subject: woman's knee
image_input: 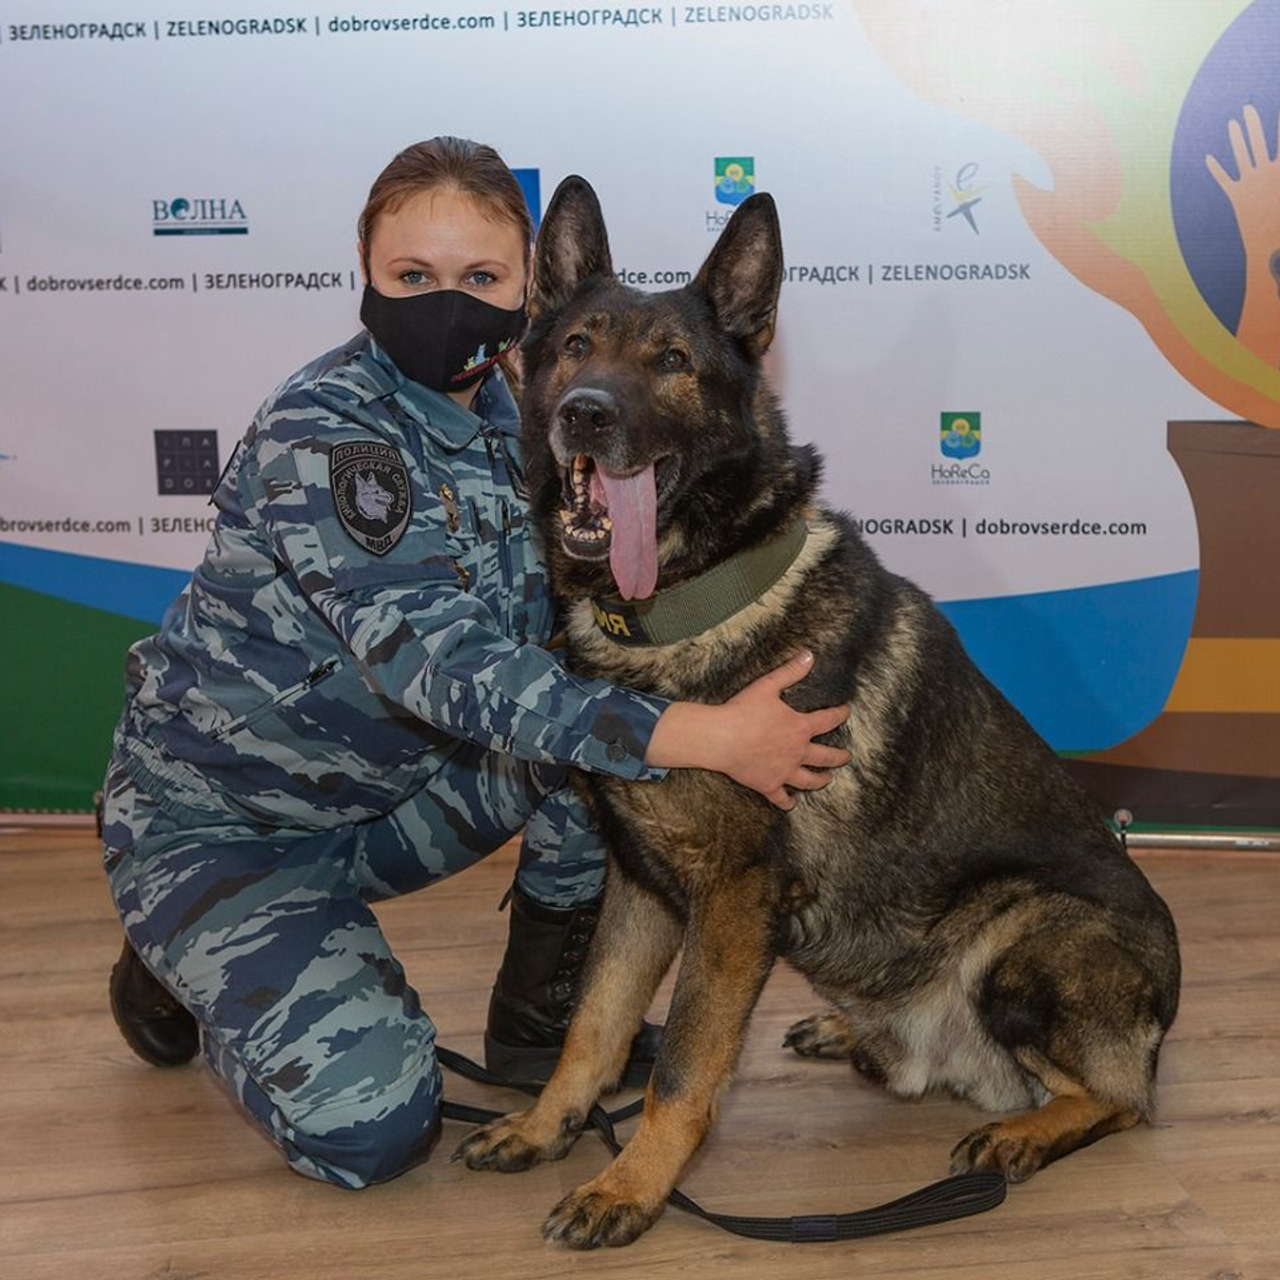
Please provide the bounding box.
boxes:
[286,1064,444,1189]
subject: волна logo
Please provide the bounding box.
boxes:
[940,411,982,458]
[152,197,249,237]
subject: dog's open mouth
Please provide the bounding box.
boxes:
[559,454,660,600]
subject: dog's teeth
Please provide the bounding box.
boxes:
[600,517,612,531]
[559,510,572,524]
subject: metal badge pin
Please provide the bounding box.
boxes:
[440,482,460,533]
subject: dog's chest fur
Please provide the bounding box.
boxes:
[560,512,921,948]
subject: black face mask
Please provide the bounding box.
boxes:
[360,285,527,393]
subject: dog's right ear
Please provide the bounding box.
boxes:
[530,176,614,320]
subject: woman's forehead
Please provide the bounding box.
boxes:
[370,187,526,264]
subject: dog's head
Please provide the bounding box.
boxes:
[521,175,797,601]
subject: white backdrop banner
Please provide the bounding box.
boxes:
[3,1,1277,810]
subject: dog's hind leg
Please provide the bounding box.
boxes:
[949,926,1173,1182]
[542,865,777,1249]
[948,1059,1142,1182]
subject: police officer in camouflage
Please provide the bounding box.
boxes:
[102,138,850,1190]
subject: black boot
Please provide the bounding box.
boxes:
[484,885,662,1089]
[109,937,200,1067]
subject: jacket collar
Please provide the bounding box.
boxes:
[362,332,518,452]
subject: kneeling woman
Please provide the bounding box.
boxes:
[101,136,850,1190]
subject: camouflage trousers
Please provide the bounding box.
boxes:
[100,740,608,1191]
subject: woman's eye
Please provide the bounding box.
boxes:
[400,270,430,287]
[564,333,589,358]
[466,270,497,287]
[659,348,690,372]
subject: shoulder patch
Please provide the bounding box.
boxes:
[330,440,412,556]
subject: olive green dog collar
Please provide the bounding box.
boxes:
[589,516,809,647]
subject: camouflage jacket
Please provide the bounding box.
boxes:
[116,332,669,829]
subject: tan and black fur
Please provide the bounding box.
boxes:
[455,177,1181,1248]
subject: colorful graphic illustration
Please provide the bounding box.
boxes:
[854,0,1280,821]
[1175,16,1280,371]
[940,412,982,458]
[714,157,755,206]
[852,0,1280,429]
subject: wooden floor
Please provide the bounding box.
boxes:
[2,827,1278,1280]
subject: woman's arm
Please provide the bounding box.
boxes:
[240,399,844,803]
[242,400,846,805]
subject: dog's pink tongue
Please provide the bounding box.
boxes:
[598,463,658,600]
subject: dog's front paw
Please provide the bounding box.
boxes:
[543,1179,663,1249]
[783,1010,858,1060]
[452,1109,582,1173]
[949,1122,1045,1183]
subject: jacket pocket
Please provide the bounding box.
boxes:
[209,658,340,742]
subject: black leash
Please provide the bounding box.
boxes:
[436,1045,1007,1244]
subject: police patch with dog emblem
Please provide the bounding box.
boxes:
[330,440,412,556]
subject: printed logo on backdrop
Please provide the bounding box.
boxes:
[512,169,542,232]
[715,157,755,205]
[933,411,990,485]
[330,440,412,556]
[933,163,990,234]
[155,430,220,496]
[707,157,755,232]
[152,197,249,237]
[940,412,981,457]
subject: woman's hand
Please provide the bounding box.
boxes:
[644,651,851,810]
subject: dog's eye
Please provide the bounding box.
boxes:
[564,333,590,358]
[658,347,690,372]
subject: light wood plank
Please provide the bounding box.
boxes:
[2,831,1277,1279]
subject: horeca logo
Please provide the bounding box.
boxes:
[940,411,982,458]
[511,168,542,232]
[152,197,249,236]
[714,157,755,207]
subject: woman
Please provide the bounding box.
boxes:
[101,137,850,1191]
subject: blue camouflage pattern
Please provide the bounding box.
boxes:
[117,332,668,830]
[102,334,671,1187]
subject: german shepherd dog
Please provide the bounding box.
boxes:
[455,177,1181,1249]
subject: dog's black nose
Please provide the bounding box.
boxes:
[558,389,618,432]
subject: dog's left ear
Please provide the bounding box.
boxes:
[530,175,615,321]
[692,193,783,357]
